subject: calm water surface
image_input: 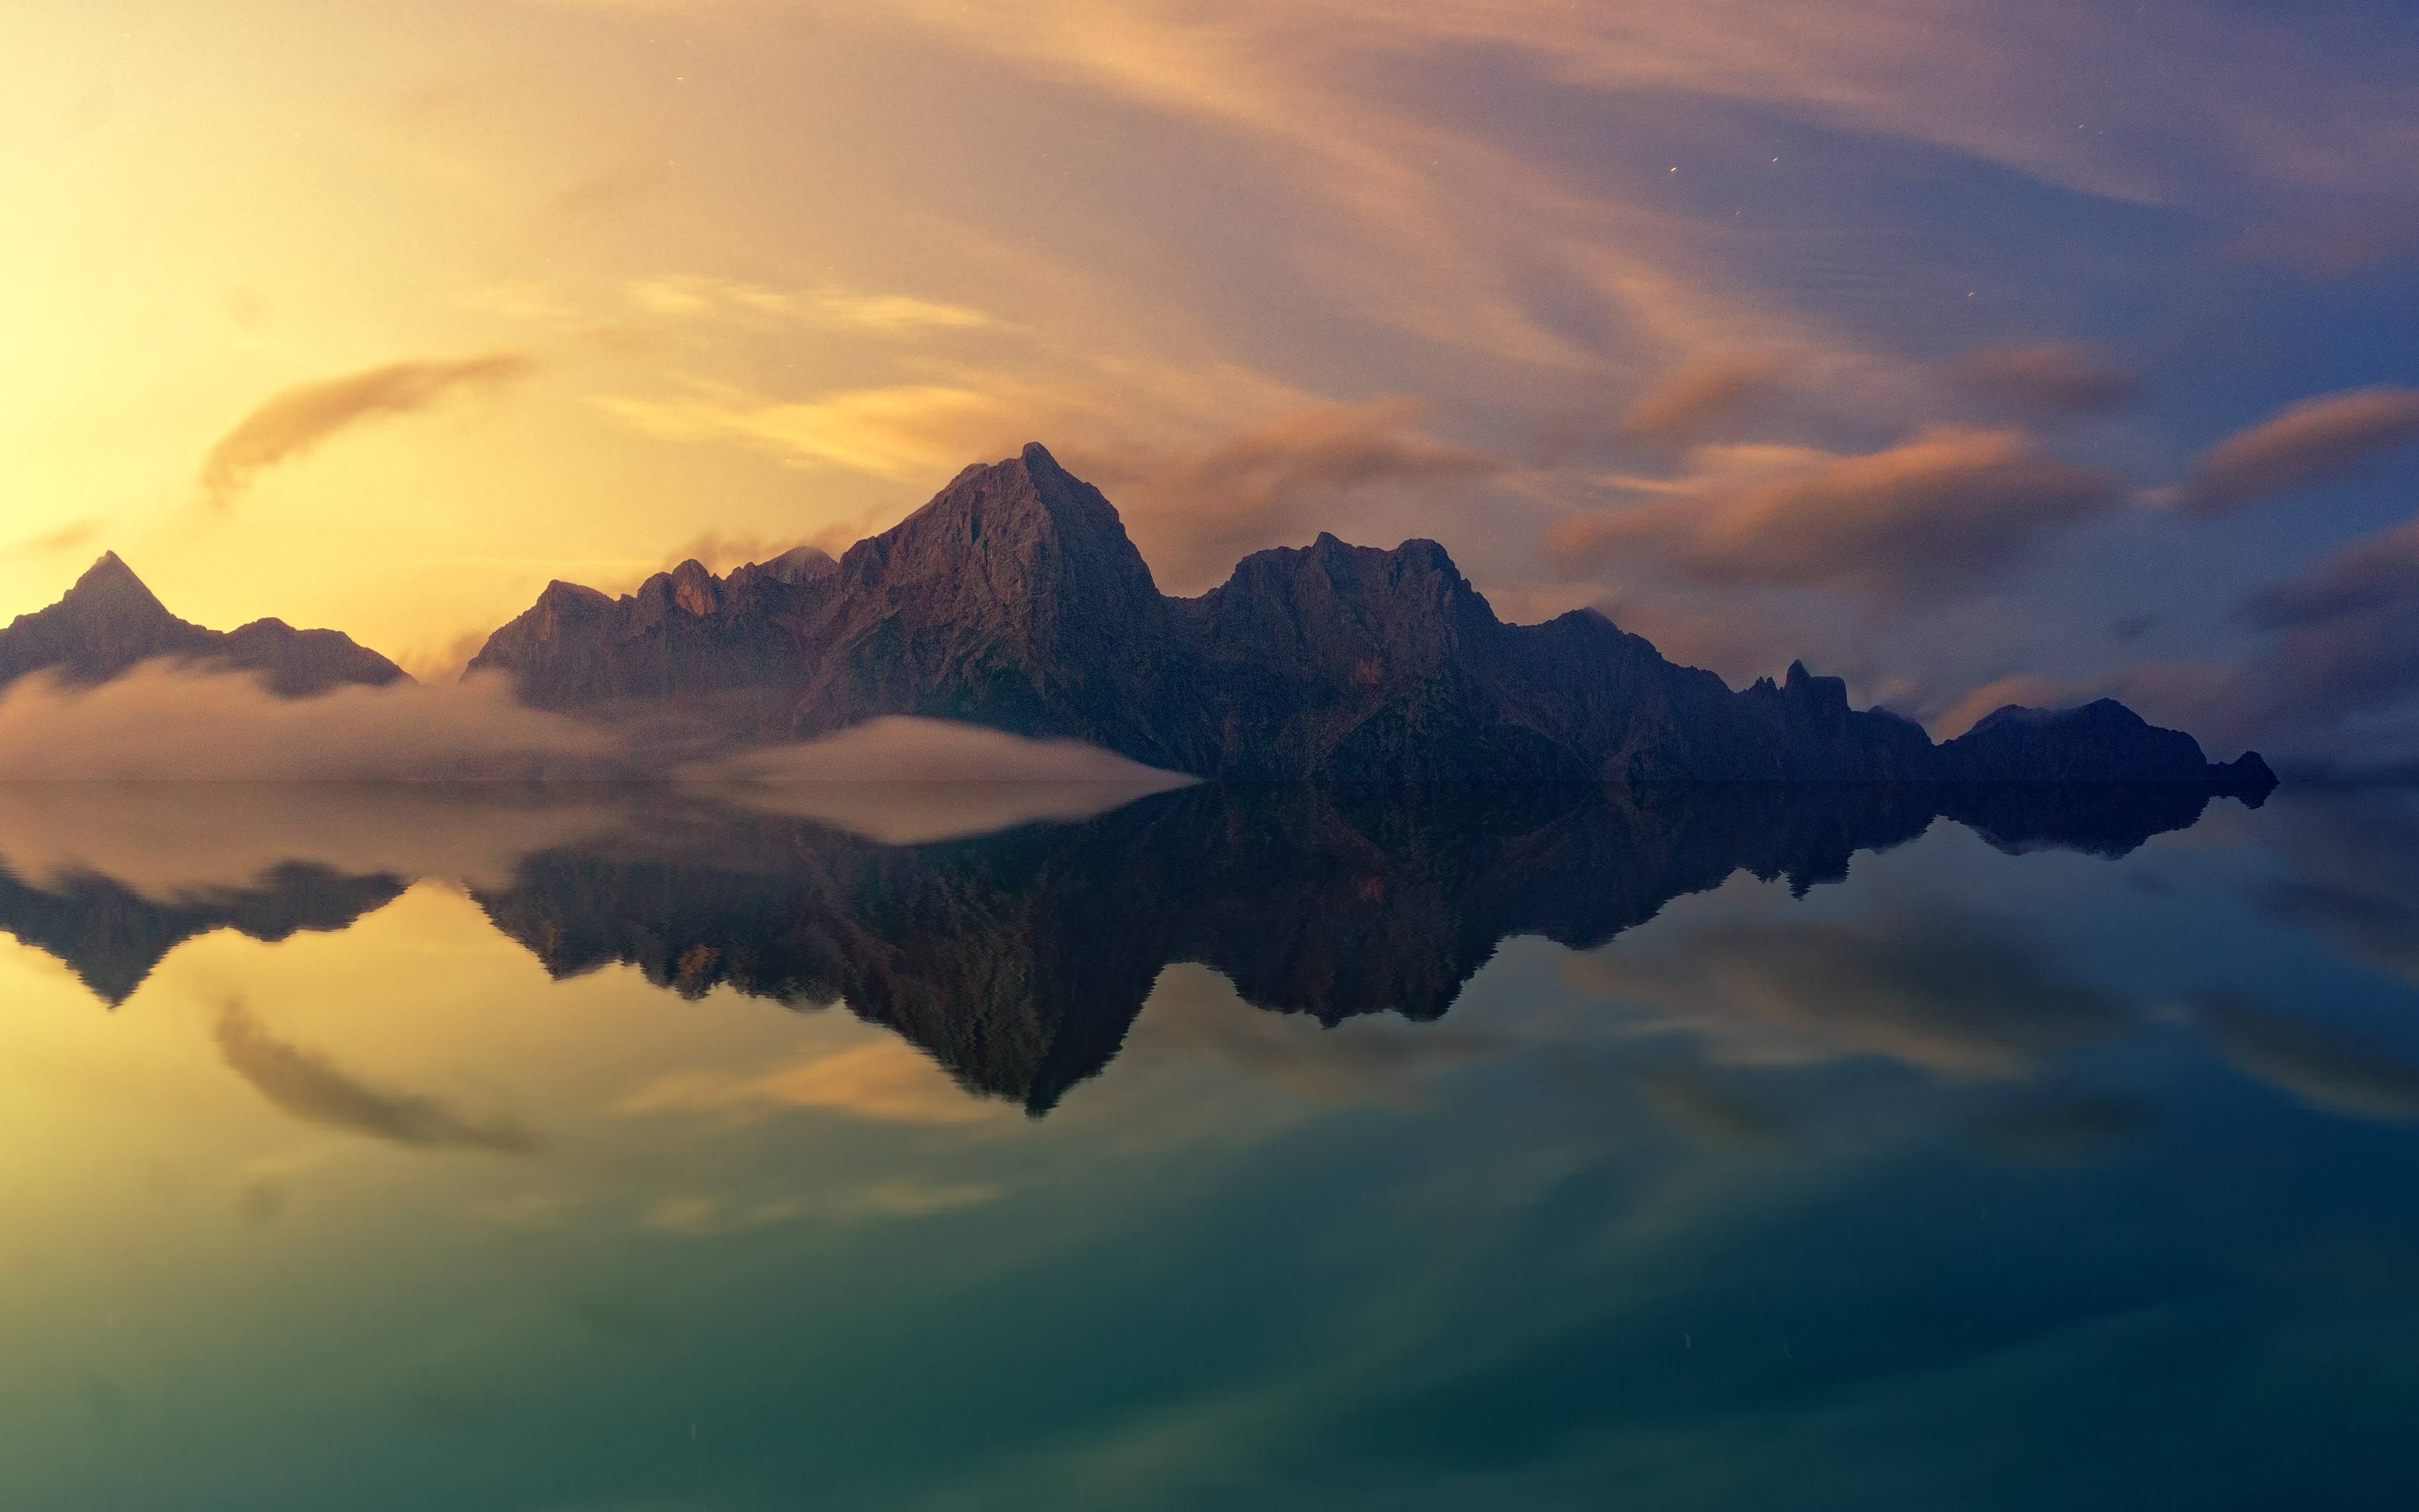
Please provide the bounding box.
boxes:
[3,781,2415,1510]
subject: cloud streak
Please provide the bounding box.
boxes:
[2171,386,2419,517]
[200,353,534,508]
[0,663,616,780]
[626,277,1000,332]
[2222,514,2419,765]
[1549,427,2119,601]
[2,520,102,560]
[1077,399,1501,590]
[2198,994,2419,1124]
[1570,908,2125,1078]
[687,715,1194,844]
[217,1001,538,1152]
[619,1037,1009,1125]
[602,359,1498,593]
[1614,356,1781,448]
[1914,512,2419,770]
[0,783,626,902]
[1955,342,2136,414]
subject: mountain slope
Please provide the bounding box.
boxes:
[0,554,407,697]
[471,445,2270,788]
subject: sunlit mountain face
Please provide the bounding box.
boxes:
[8,1,2419,1506]
[6,780,2419,1508]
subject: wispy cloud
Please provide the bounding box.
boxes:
[620,1036,1008,1124]
[1,520,102,560]
[1931,512,2419,769]
[625,276,1000,332]
[200,353,534,509]
[0,663,615,780]
[1954,342,2136,414]
[2245,514,2419,631]
[688,715,1193,844]
[1076,399,1501,590]
[217,1000,538,1153]
[1549,426,2119,601]
[0,782,624,901]
[1927,673,2108,741]
[2167,386,2419,516]
[600,382,1005,480]
[1569,908,2124,1078]
[1613,356,1782,448]
[598,358,1497,591]
[2226,514,2419,759]
[2198,994,2419,1124]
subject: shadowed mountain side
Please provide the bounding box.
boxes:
[0,553,405,697]
[471,445,2275,789]
[0,862,407,1004]
[468,780,2216,1114]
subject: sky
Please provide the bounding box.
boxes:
[4,0,2417,769]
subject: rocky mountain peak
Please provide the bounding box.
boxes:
[2,552,402,696]
[60,552,174,624]
[838,444,1163,613]
[756,544,839,586]
[668,559,720,616]
[460,443,2271,789]
[1781,659,1850,710]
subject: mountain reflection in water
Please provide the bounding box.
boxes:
[4,780,2418,1512]
[7,779,2246,1110]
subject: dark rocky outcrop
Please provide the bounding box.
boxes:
[471,445,2269,789]
[0,553,406,697]
[1942,699,2278,799]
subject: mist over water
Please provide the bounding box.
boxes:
[2,780,2415,1510]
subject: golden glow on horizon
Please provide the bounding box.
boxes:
[5,0,2413,714]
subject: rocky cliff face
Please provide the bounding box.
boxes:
[0,553,406,697]
[471,446,2271,788]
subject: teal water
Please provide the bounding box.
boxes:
[2,782,2414,1510]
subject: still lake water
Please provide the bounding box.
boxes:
[3,780,2415,1510]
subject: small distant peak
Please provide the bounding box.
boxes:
[1552,604,1619,632]
[757,543,839,585]
[77,550,143,588]
[1019,441,1061,472]
[64,551,170,617]
[2223,750,2280,805]
[1779,659,1849,712]
[538,579,614,610]
[1967,702,2040,731]
[1392,537,1461,573]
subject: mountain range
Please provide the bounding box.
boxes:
[2,444,2274,790]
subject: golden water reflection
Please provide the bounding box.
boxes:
[2,782,2415,1510]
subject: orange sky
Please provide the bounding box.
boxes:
[8,0,2418,756]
